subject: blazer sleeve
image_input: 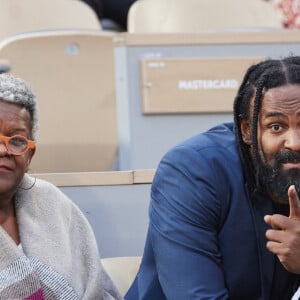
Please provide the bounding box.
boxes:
[149,144,230,299]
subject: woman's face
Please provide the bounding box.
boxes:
[0,101,35,201]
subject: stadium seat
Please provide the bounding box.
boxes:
[0,30,118,173]
[127,0,282,33]
[101,256,141,297]
[0,0,101,41]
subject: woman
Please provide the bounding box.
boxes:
[0,73,122,299]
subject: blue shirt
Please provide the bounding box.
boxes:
[126,122,299,299]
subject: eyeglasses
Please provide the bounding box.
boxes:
[0,135,35,156]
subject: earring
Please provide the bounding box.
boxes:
[18,176,36,190]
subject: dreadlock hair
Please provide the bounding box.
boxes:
[233,56,300,197]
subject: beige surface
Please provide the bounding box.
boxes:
[33,171,134,187]
[133,169,155,183]
[127,0,282,33]
[141,57,265,114]
[33,169,156,187]
[0,0,101,41]
[101,256,141,297]
[0,30,118,173]
[115,30,300,46]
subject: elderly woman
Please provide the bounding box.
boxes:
[0,74,122,299]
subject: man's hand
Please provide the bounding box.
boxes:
[264,185,300,274]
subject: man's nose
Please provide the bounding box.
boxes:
[285,130,300,151]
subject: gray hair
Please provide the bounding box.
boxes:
[0,73,39,140]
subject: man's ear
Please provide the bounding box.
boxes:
[240,117,252,145]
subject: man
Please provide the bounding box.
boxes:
[125,56,300,299]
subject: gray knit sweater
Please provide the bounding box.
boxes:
[0,174,123,300]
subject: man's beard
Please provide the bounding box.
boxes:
[258,150,300,203]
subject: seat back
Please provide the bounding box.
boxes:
[101,256,142,296]
[35,169,155,258]
[0,30,118,173]
[128,0,282,33]
[0,0,101,41]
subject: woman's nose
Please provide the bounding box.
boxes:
[0,142,8,156]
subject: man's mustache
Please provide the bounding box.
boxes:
[275,151,300,164]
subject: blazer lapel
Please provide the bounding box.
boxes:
[252,194,274,300]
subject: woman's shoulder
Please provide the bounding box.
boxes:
[18,174,75,211]
[25,174,66,196]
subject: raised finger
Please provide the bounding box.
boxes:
[288,185,300,220]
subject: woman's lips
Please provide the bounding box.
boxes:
[0,164,13,172]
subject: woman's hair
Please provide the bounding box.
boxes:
[233,56,300,195]
[0,73,39,140]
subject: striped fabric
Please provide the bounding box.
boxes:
[25,289,44,300]
[0,255,78,299]
[0,256,40,299]
[30,257,78,299]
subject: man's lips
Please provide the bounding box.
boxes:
[282,162,300,170]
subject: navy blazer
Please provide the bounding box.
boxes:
[125,123,299,299]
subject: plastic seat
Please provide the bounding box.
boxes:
[127,0,282,33]
[101,256,141,297]
[0,30,118,173]
[0,0,101,41]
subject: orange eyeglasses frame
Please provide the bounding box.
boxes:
[0,135,36,156]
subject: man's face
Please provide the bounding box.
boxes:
[241,84,300,203]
